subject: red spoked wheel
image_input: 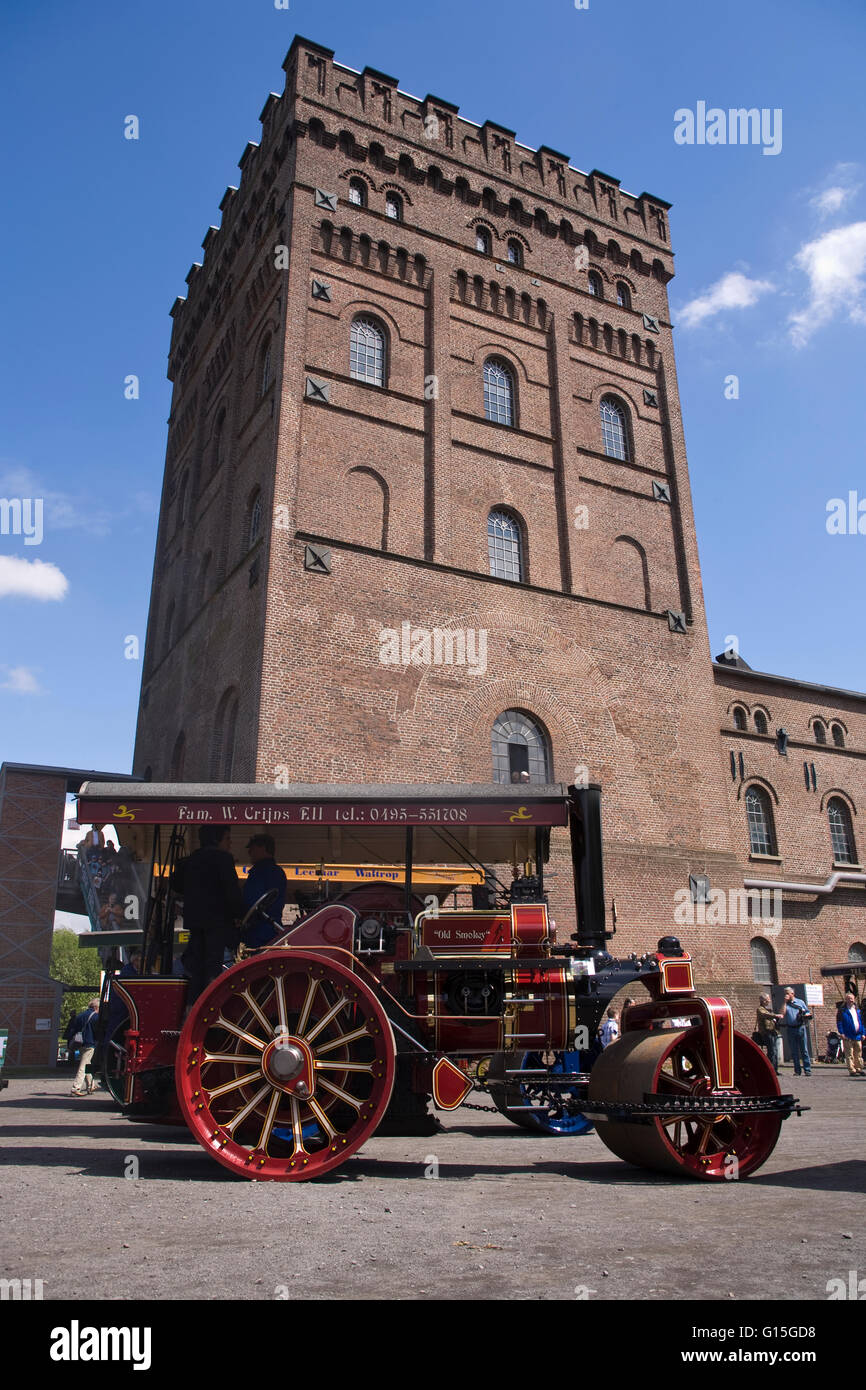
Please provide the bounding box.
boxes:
[588,1026,782,1180]
[176,951,396,1181]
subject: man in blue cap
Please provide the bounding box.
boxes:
[241,834,288,947]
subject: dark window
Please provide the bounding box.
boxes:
[348,178,366,207]
[476,226,492,255]
[170,731,186,781]
[491,709,550,784]
[588,270,604,298]
[754,711,768,735]
[385,193,402,221]
[248,490,263,548]
[600,395,629,461]
[483,358,515,427]
[848,942,866,963]
[750,936,777,984]
[488,509,523,582]
[813,720,827,744]
[831,723,845,748]
[745,785,777,856]
[260,339,273,397]
[616,281,632,309]
[829,798,857,864]
[350,316,387,387]
[507,239,523,267]
[733,706,748,731]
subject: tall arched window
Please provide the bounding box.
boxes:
[164,599,175,657]
[488,509,523,582]
[177,471,189,526]
[259,338,273,397]
[170,731,186,781]
[483,358,515,426]
[385,192,402,221]
[750,936,777,984]
[831,723,846,748]
[745,785,777,856]
[754,710,768,735]
[211,410,226,476]
[248,489,263,547]
[475,226,492,255]
[492,709,551,784]
[588,270,604,298]
[813,720,827,744]
[829,798,857,864]
[848,942,866,963]
[348,178,366,207]
[350,316,387,386]
[600,395,629,461]
[507,239,523,267]
[616,281,632,309]
[212,688,239,780]
[733,706,748,731]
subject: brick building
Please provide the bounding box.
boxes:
[132,35,865,1036]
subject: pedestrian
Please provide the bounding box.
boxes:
[71,998,101,1095]
[241,834,288,947]
[754,992,781,1074]
[836,992,865,1077]
[176,826,245,1003]
[600,1010,619,1048]
[781,986,813,1077]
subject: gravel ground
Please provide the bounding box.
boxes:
[1,1065,863,1302]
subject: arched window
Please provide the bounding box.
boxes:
[177,471,189,526]
[164,600,175,656]
[211,410,226,475]
[829,798,857,864]
[507,239,523,267]
[754,710,768,735]
[616,281,632,309]
[475,226,492,255]
[745,785,777,856]
[813,720,827,744]
[750,936,777,984]
[488,509,523,582]
[848,942,866,963]
[169,731,186,781]
[212,688,239,780]
[259,338,273,397]
[483,358,515,426]
[248,489,263,548]
[199,551,212,608]
[350,316,387,387]
[733,706,748,731]
[492,709,551,784]
[831,723,846,748]
[385,192,402,221]
[600,395,629,461]
[348,178,366,207]
[588,270,604,298]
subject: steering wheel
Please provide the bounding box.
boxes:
[240,888,280,929]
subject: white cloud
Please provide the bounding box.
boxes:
[0,665,44,694]
[678,271,775,328]
[810,186,857,217]
[0,465,113,536]
[0,554,69,600]
[789,221,866,347]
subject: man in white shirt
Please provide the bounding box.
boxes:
[600,1010,620,1048]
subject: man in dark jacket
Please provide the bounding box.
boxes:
[177,826,245,1002]
[71,998,101,1095]
[241,834,288,947]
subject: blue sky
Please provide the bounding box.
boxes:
[2,0,865,773]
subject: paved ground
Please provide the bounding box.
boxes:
[1,1065,863,1302]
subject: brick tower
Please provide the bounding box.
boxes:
[133,36,765,1000]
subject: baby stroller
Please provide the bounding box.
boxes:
[825,1031,843,1064]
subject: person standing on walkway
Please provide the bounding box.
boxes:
[781,986,813,1077]
[71,998,101,1095]
[755,993,782,1074]
[837,992,865,1076]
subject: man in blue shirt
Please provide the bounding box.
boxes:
[71,997,101,1095]
[782,987,813,1077]
[837,992,865,1076]
[241,835,287,947]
